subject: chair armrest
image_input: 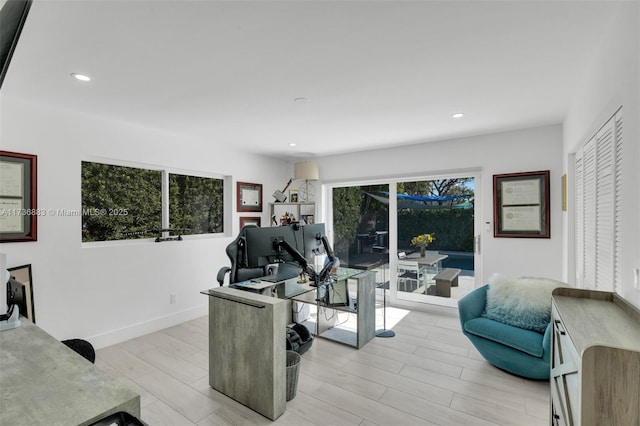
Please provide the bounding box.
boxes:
[217,266,231,286]
[457,284,488,325]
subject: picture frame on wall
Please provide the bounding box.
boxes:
[493,170,550,238]
[7,264,35,323]
[561,173,567,212]
[240,216,261,229]
[0,151,38,242]
[237,182,263,212]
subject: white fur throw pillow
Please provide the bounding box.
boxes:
[483,273,566,333]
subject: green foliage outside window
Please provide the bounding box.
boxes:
[82,162,225,242]
[332,179,474,258]
[398,209,474,252]
[332,186,363,257]
[169,173,223,234]
[82,162,162,242]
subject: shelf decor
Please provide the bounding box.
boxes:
[493,170,550,238]
[237,182,262,212]
[0,151,37,242]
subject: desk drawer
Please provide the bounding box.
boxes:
[550,303,580,426]
[552,305,579,369]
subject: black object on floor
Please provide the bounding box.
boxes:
[286,323,313,354]
[61,338,96,364]
[89,411,147,426]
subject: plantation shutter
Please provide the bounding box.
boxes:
[613,110,623,293]
[574,107,622,292]
[582,136,597,288]
[574,148,584,288]
[595,119,614,290]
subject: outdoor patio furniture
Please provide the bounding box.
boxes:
[397,260,426,292]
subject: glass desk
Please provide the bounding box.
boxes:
[199,268,376,420]
[290,267,376,349]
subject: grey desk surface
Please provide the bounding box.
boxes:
[0,321,140,426]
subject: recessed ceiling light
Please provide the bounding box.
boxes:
[71,73,92,82]
[452,113,464,118]
[289,143,297,147]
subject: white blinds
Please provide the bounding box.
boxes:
[574,108,623,292]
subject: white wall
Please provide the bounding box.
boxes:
[314,124,564,284]
[0,96,290,347]
[563,2,640,309]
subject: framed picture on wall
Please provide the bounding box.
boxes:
[0,151,38,242]
[493,170,550,238]
[7,264,35,323]
[289,189,299,203]
[237,182,263,212]
[240,216,261,228]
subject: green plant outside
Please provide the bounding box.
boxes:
[169,173,224,234]
[81,162,162,242]
[82,163,224,242]
[332,186,363,256]
[398,209,474,253]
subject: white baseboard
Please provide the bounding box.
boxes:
[88,304,208,349]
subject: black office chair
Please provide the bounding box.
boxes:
[217,225,265,286]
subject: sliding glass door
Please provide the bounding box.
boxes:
[326,172,480,310]
[394,177,476,308]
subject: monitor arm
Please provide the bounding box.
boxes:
[272,238,316,279]
[319,235,335,261]
[273,234,338,286]
[313,235,337,285]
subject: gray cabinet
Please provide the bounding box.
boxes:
[204,287,287,420]
[550,288,640,426]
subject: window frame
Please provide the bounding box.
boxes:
[81,158,228,245]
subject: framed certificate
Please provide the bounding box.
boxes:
[0,151,37,242]
[493,170,550,238]
[239,216,261,229]
[236,182,263,212]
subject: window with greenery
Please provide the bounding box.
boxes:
[169,173,223,234]
[82,162,224,242]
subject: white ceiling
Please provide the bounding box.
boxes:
[2,0,616,159]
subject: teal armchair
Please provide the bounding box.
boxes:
[458,284,551,380]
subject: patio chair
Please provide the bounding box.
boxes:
[397,260,426,292]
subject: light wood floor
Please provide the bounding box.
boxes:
[96,308,550,426]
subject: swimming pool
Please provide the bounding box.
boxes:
[441,251,474,275]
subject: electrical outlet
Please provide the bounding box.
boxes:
[170,293,177,304]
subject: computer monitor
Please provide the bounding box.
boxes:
[244,225,303,269]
